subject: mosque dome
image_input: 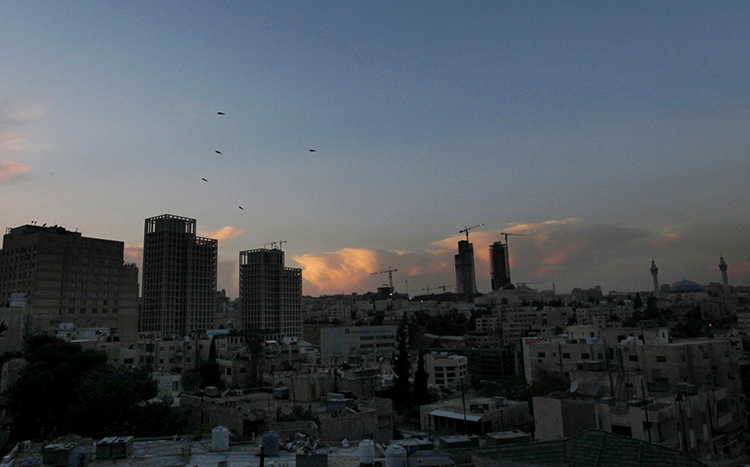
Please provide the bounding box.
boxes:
[670,279,703,293]
[503,283,516,290]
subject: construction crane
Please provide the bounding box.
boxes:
[422,286,433,294]
[459,223,485,242]
[263,240,288,250]
[438,283,455,293]
[370,267,398,291]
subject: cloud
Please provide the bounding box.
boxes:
[291,219,673,296]
[199,226,245,243]
[0,161,32,182]
[0,102,48,158]
[124,245,143,263]
[292,248,381,295]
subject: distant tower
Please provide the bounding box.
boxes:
[490,241,510,291]
[719,256,730,294]
[455,240,476,299]
[650,260,659,293]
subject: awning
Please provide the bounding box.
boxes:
[429,409,482,422]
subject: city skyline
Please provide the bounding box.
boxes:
[2,2,750,296]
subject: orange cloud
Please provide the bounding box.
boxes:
[199,226,245,242]
[0,161,32,182]
[292,248,381,294]
[124,244,143,262]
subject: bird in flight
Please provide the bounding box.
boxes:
[217,112,225,115]
[215,150,222,154]
[202,178,208,182]
[238,206,244,210]
[309,149,316,152]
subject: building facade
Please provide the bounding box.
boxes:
[239,248,302,341]
[141,214,218,337]
[489,241,510,291]
[0,224,139,343]
[454,240,476,298]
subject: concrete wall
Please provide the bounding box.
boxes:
[532,397,564,441]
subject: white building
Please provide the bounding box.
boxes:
[425,352,468,389]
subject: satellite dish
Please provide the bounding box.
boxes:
[591,383,600,396]
[570,380,579,393]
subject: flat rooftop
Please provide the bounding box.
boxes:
[11,438,365,467]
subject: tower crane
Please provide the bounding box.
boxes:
[438,283,455,293]
[370,267,398,292]
[459,223,485,242]
[263,240,288,250]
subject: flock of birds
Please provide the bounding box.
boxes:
[204,111,316,211]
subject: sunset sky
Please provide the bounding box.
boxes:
[2,2,750,297]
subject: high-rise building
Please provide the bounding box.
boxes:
[0,224,139,343]
[489,241,510,291]
[239,247,302,341]
[454,240,476,298]
[141,214,217,337]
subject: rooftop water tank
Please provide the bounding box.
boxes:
[262,432,280,457]
[385,445,407,467]
[359,439,375,465]
[212,426,229,452]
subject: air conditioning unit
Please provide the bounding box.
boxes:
[373,458,386,467]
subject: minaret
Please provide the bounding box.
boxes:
[719,256,730,294]
[650,260,659,293]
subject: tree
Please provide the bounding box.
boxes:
[392,312,412,413]
[633,292,643,310]
[413,349,429,407]
[7,338,178,439]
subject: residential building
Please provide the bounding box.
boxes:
[0,224,139,343]
[420,396,532,436]
[141,214,218,337]
[320,325,397,364]
[239,247,302,341]
[425,352,468,389]
[534,387,745,463]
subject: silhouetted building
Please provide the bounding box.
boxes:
[0,224,139,343]
[141,214,217,337]
[455,240,476,298]
[239,247,301,341]
[490,241,510,291]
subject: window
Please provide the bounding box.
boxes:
[538,352,546,358]
[563,353,571,359]
[656,356,666,363]
[629,355,638,361]
[582,353,590,359]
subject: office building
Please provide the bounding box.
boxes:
[141,214,218,337]
[489,241,510,291]
[0,224,139,343]
[454,240,476,298]
[239,247,301,341]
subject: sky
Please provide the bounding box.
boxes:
[2,2,750,297]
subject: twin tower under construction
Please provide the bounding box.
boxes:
[454,236,513,299]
